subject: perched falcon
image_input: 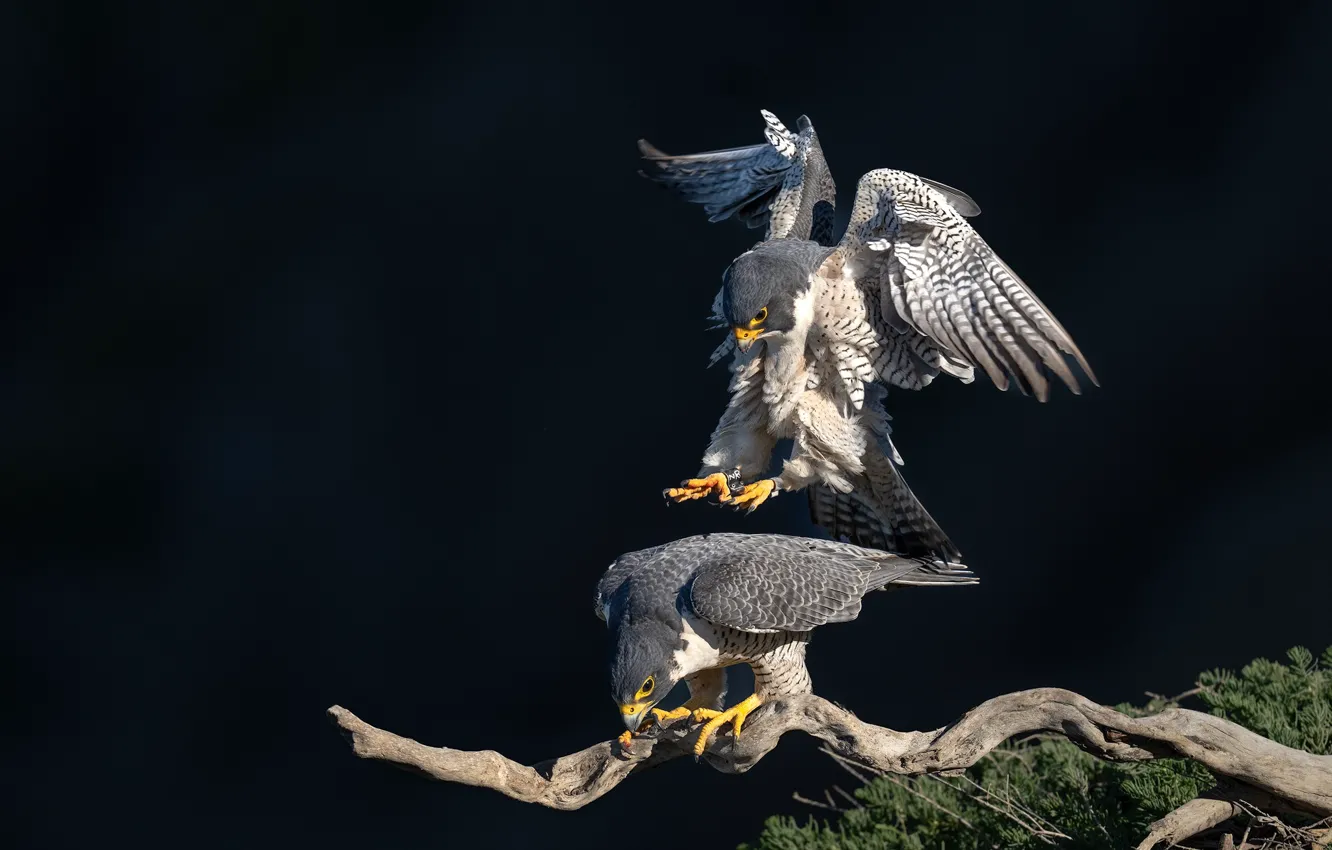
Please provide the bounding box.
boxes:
[640,110,1097,562]
[596,532,977,756]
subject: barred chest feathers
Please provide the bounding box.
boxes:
[806,269,894,414]
[761,282,819,431]
[759,270,886,430]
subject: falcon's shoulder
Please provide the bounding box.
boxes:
[595,535,715,622]
[594,544,663,622]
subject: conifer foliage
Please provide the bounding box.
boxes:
[743,647,1332,850]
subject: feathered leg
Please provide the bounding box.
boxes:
[665,355,776,506]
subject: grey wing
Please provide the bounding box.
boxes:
[822,169,1097,402]
[594,560,630,623]
[639,110,837,245]
[784,114,838,247]
[593,541,675,622]
[685,535,960,633]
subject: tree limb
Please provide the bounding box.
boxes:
[1136,797,1241,850]
[327,687,1332,823]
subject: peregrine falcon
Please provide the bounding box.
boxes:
[596,532,977,756]
[640,110,1097,562]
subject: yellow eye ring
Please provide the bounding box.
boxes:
[749,307,768,328]
[637,677,655,699]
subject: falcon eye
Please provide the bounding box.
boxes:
[752,307,768,324]
[638,677,655,697]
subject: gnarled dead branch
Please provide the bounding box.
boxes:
[327,687,1332,843]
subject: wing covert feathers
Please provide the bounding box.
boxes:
[685,535,974,633]
[825,169,1097,401]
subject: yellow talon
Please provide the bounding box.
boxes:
[620,706,693,748]
[693,694,763,757]
[664,472,732,503]
[729,479,776,512]
[690,707,724,723]
[648,706,692,725]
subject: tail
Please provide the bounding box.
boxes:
[808,449,963,564]
[875,557,978,588]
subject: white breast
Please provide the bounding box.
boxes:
[671,611,724,679]
[762,284,819,431]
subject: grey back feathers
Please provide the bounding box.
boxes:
[595,533,977,636]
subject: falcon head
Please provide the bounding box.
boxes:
[608,617,682,731]
[721,241,821,351]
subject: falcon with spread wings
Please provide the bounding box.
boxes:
[640,110,1097,563]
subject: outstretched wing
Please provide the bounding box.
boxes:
[686,534,975,633]
[638,110,838,245]
[820,169,1097,401]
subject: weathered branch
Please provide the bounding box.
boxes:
[1136,797,1241,850]
[328,687,1332,827]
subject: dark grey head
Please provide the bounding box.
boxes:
[608,616,681,731]
[721,240,828,351]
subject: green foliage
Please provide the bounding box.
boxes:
[741,646,1332,850]
[1196,645,1332,755]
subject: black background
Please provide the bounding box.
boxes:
[9,1,1332,847]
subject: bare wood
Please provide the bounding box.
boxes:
[327,687,1332,826]
[1136,798,1240,850]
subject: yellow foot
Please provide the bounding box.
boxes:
[620,706,693,749]
[647,706,692,726]
[663,472,731,503]
[693,694,763,757]
[728,479,776,512]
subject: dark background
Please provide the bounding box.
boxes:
[8,1,1331,847]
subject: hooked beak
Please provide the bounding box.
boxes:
[733,326,762,351]
[619,701,651,731]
